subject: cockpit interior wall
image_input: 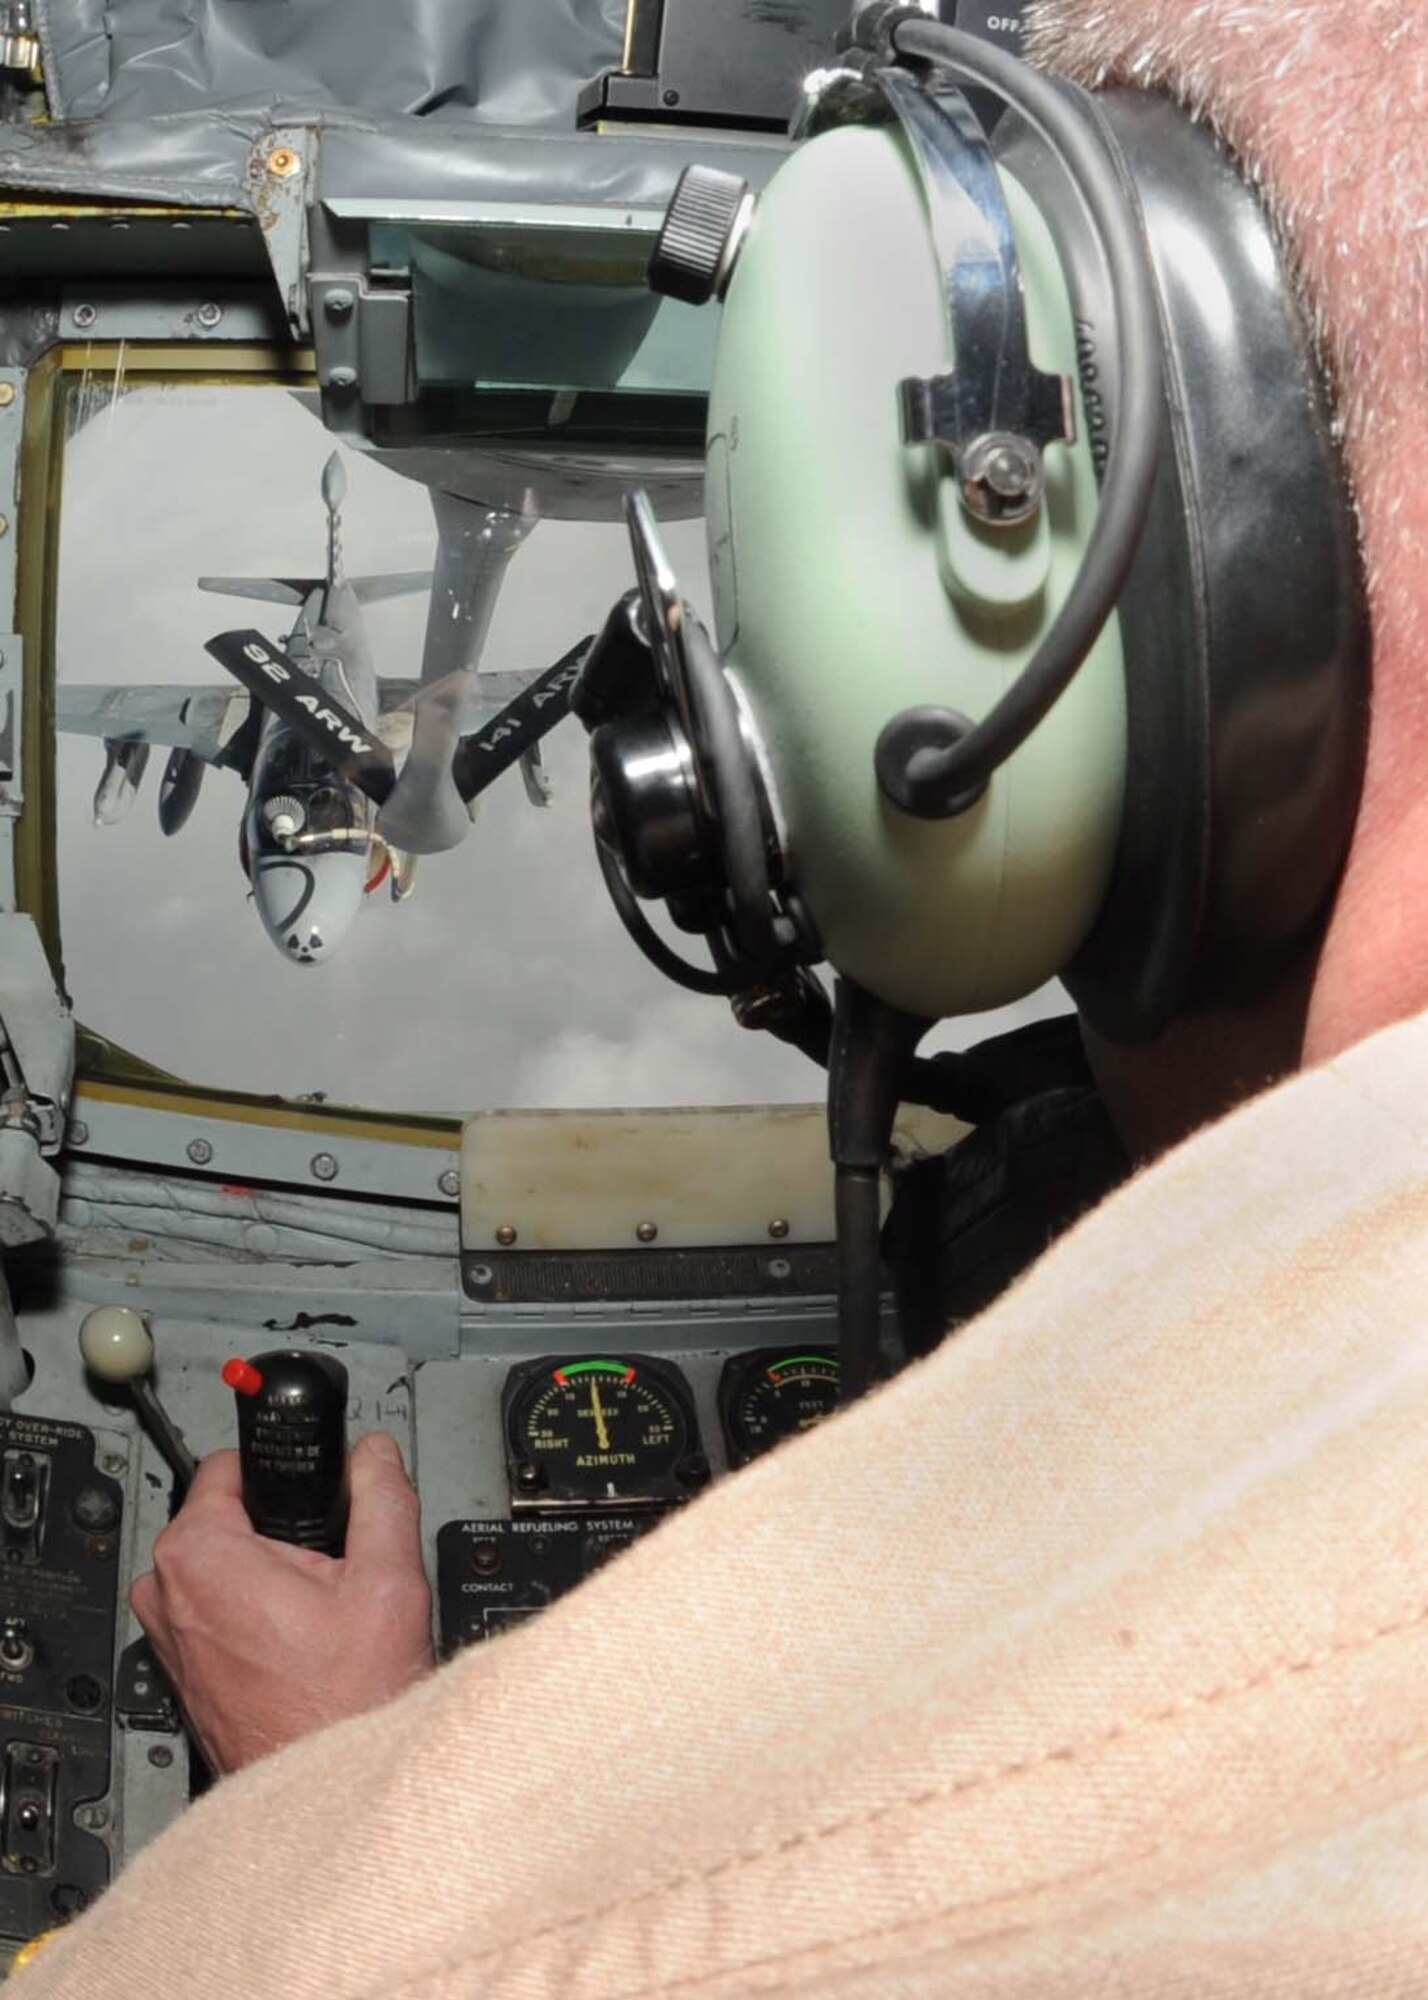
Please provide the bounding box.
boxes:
[31,0,626,124]
[2,0,781,218]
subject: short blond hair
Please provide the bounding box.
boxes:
[1027,0,1427,637]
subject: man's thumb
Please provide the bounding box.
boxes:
[344,1431,422,1570]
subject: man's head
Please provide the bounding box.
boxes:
[1028,0,1428,1146]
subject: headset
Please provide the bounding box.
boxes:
[568,6,1368,1397]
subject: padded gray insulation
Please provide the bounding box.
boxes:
[34,0,625,126]
[0,0,790,212]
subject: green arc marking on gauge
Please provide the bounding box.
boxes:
[554,1360,636,1379]
[767,1355,839,1379]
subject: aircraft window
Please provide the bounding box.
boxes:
[389,220,721,399]
[51,374,815,1114]
[53,371,1066,1119]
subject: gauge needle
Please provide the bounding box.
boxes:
[589,1380,612,1452]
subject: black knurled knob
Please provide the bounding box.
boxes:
[648,165,752,305]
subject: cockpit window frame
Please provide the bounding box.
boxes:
[21,341,462,1177]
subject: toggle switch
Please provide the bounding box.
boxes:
[78,1308,196,1496]
[1,1743,58,1876]
[0,1450,49,1564]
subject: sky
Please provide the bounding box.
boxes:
[54,378,1064,1119]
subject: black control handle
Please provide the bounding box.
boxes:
[223,1349,350,1556]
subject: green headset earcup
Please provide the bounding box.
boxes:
[707,116,1128,1021]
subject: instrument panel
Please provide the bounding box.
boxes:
[719,1348,839,1466]
[502,1355,709,1510]
[435,1345,840,1656]
[0,1415,123,1934]
[0,1311,850,1959]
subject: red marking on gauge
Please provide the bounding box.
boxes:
[553,1369,569,1387]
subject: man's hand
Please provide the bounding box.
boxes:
[131,1432,435,1775]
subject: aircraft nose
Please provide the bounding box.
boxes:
[251,856,365,967]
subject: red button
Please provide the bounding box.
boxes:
[221,1358,265,1397]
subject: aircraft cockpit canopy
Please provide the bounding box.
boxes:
[250,760,368,861]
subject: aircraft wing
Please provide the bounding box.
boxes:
[196,577,315,606]
[198,574,432,610]
[352,571,434,605]
[55,684,251,764]
[377,669,541,724]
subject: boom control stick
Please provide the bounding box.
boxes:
[78,1306,199,1497]
[222,1350,350,1556]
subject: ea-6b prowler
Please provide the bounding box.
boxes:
[58,453,588,966]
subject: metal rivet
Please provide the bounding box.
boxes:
[147,1745,174,1769]
[186,1137,213,1166]
[438,1168,460,1199]
[195,301,223,329]
[468,1262,493,1287]
[68,1120,89,1148]
[71,302,97,330]
[74,1803,107,1831]
[326,365,358,391]
[310,1152,339,1183]
[0,384,14,408]
[768,1218,790,1240]
[663,88,680,106]
[635,1220,658,1244]
[324,289,355,319]
[494,1223,517,1248]
[768,1257,793,1281]
[266,146,301,179]
[99,1454,127,1477]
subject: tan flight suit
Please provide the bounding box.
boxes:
[19,1007,1428,1997]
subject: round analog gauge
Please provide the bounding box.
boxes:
[505,1356,705,1508]
[721,1349,840,1465]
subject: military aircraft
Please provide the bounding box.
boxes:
[58,452,586,966]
